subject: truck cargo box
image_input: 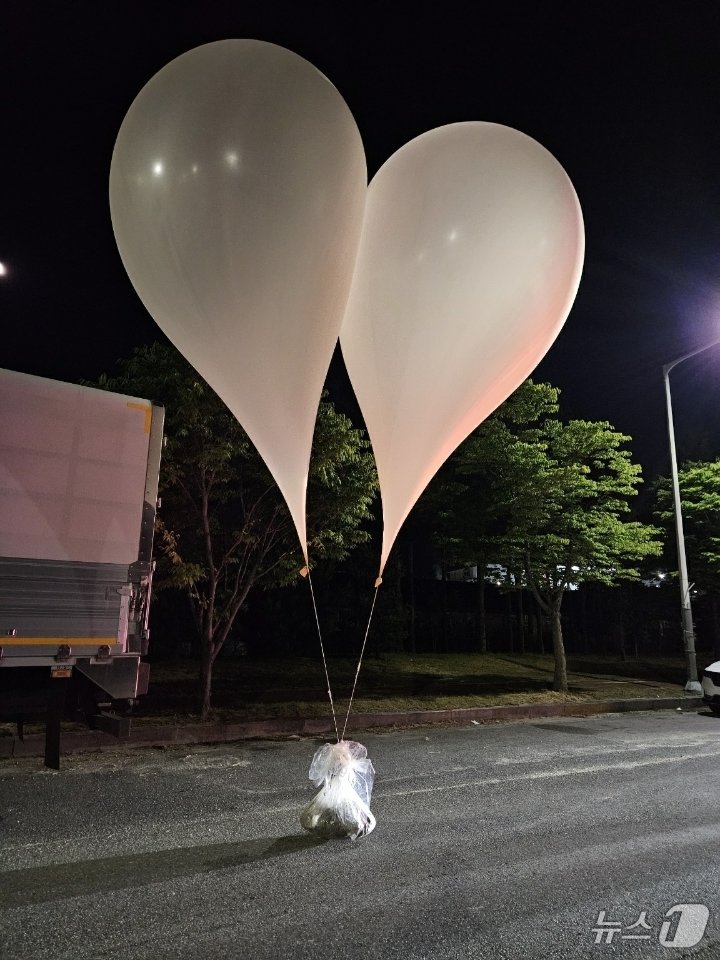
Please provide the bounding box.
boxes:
[0,368,164,756]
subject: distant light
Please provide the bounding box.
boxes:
[0,262,6,277]
[152,161,164,176]
[226,151,239,168]
[191,163,199,174]
[447,229,458,243]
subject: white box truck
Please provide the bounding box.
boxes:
[0,368,164,765]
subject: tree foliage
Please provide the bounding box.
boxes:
[655,459,720,588]
[423,381,560,571]
[655,460,720,656]
[419,380,662,689]
[94,342,377,716]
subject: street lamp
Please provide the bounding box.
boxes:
[663,339,720,693]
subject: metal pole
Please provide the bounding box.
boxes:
[661,341,720,693]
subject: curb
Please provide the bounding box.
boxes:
[0,696,705,759]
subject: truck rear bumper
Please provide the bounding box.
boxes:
[0,655,149,713]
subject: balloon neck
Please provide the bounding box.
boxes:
[299,565,310,578]
[374,576,383,589]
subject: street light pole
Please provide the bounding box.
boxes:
[662,339,720,694]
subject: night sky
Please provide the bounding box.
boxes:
[2,1,720,485]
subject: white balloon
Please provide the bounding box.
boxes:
[110,40,367,562]
[340,122,584,575]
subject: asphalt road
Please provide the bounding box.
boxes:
[1,709,719,960]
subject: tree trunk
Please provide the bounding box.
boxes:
[551,597,568,692]
[529,603,537,643]
[408,541,416,654]
[507,591,514,654]
[537,608,545,655]
[713,596,720,660]
[619,618,627,661]
[477,567,487,653]
[517,587,525,654]
[440,563,448,653]
[199,636,214,720]
[188,594,202,658]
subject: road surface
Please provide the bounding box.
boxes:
[1,709,719,959]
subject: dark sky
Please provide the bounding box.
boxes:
[2,1,720,482]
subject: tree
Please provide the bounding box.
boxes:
[655,459,720,656]
[503,418,662,690]
[94,343,377,717]
[419,381,662,690]
[418,380,560,652]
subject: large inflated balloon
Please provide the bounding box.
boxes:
[340,122,584,575]
[110,40,366,561]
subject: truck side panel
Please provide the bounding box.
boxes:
[0,369,153,565]
[0,369,164,718]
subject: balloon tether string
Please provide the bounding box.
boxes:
[306,568,339,742]
[341,580,381,742]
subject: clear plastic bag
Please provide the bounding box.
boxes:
[300,740,376,840]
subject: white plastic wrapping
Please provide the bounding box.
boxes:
[300,740,376,840]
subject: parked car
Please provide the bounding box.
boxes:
[701,661,720,714]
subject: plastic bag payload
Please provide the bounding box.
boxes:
[300,740,376,840]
